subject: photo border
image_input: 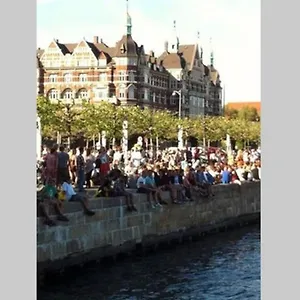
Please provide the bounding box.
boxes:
[0,0,36,298]
[262,0,300,299]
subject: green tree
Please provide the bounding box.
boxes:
[238,106,260,122]
[224,104,239,119]
[36,96,62,138]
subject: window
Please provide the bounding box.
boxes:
[128,86,135,99]
[119,91,125,98]
[49,74,57,82]
[95,88,107,99]
[157,93,161,103]
[78,59,88,67]
[99,73,107,82]
[144,89,149,100]
[117,57,127,65]
[119,71,126,81]
[129,71,135,82]
[99,59,106,67]
[62,89,73,99]
[79,74,88,82]
[152,92,156,103]
[47,89,59,100]
[144,74,148,83]
[77,89,88,99]
[64,73,72,82]
[128,58,137,65]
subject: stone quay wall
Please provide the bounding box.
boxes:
[37,182,260,275]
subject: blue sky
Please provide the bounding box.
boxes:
[37,0,260,102]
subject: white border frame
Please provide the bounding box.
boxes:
[0,0,36,298]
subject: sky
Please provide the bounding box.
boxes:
[37,0,260,103]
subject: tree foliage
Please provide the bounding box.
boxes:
[37,96,261,145]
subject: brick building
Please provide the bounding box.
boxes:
[37,7,222,117]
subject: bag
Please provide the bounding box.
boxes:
[58,190,66,201]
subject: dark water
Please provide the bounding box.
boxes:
[38,225,260,300]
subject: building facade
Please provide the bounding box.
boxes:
[37,8,222,117]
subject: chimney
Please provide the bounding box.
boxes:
[164,41,168,52]
[93,36,99,43]
[56,39,59,43]
[149,50,154,57]
[100,38,103,43]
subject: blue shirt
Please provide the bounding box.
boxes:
[145,176,155,186]
[222,170,231,184]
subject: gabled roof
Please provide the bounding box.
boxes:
[158,51,187,70]
[179,44,196,69]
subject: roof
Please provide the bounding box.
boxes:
[114,34,139,57]
[226,102,261,113]
[179,44,196,69]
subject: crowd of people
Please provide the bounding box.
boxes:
[37,143,261,226]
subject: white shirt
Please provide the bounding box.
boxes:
[62,182,76,201]
[236,168,246,181]
[136,176,146,189]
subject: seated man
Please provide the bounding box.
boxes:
[112,172,137,212]
[145,169,164,207]
[37,180,69,226]
[169,169,189,202]
[95,171,115,197]
[136,170,160,209]
[154,168,178,204]
[61,179,95,216]
[196,166,215,198]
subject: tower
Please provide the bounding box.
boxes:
[170,20,179,53]
[210,37,214,66]
[126,0,132,36]
[197,31,203,62]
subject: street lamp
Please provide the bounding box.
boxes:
[172,90,183,149]
[64,97,75,150]
[172,90,182,119]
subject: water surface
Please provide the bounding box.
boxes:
[38,225,260,300]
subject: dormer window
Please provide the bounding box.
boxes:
[120,44,126,54]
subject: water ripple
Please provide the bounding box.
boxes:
[38,225,260,300]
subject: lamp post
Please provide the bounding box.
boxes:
[172,90,182,118]
[172,90,183,149]
[64,97,75,150]
[110,96,119,148]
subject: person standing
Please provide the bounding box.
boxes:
[76,147,85,192]
[85,148,95,188]
[57,145,70,186]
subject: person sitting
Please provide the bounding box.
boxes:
[95,171,115,197]
[169,168,188,202]
[145,169,164,207]
[196,166,215,198]
[61,179,95,216]
[112,172,137,212]
[154,168,177,204]
[37,179,69,226]
[221,166,231,184]
[136,170,160,209]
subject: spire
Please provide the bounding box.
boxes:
[170,20,179,53]
[210,37,214,66]
[126,0,132,36]
[197,31,203,61]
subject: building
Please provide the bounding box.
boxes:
[36,4,222,117]
[226,101,261,115]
